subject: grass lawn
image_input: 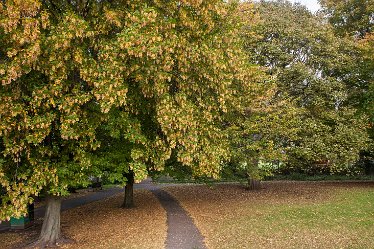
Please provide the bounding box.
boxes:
[166,181,374,249]
[0,189,167,249]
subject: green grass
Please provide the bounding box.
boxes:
[264,190,373,227]
[220,188,374,248]
[168,182,374,249]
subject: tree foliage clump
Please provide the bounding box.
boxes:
[321,0,374,172]
[0,0,103,221]
[240,0,369,175]
[0,2,263,244]
[320,0,374,38]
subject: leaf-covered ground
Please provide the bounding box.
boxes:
[1,181,373,249]
[0,189,167,249]
[165,181,374,249]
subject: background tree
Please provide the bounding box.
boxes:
[320,0,374,38]
[241,0,369,175]
[214,2,303,189]
[322,0,374,173]
[358,33,374,135]
[226,86,302,189]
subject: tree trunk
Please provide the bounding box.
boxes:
[122,170,135,208]
[247,177,261,190]
[37,195,62,247]
[246,157,261,190]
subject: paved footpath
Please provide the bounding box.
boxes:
[0,180,207,249]
[151,188,207,249]
[132,179,207,249]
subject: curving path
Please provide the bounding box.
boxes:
[1,180,208,249]
[151,188,207,249]
[135,179,207,249]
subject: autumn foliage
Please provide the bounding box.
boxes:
[0,2,372,247]
[0,0,263,222]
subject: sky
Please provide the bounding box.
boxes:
[291,0,321,12]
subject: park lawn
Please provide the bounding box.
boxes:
[166,181,374,249]
[0,189,167,249]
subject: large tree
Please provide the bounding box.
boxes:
[241,0,369,174]
[212,2,303,189]
[321,0,374,169]
[93,0,265,206]
[0,0,109,246]
[0,0,261,246]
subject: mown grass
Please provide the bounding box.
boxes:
[235,189,374,248]
[166,182,374,249]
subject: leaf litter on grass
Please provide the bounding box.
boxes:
[165,181,374,249]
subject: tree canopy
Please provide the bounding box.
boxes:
[241,0,369,174]
[320,0,374,38]
[1,0,373,246]
[0,0,261,228]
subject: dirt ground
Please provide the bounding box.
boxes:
[165,181,374,249]
[0,189,167,249]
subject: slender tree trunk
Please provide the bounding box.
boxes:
[247,176,261,190]
[122,170,135,208]
[247,157,261,190]
[37,195,62,247]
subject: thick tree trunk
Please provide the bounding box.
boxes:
[37,195,62,247]
[122,170,135,208]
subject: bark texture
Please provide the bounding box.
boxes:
[122,170,135,208]
[247,158,261,190]
[37,195,62,247]
[247,177,261,190]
